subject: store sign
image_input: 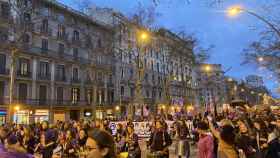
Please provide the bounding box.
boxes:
[35,110,49,116]
[109,121,174,138]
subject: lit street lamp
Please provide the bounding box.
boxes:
[227,5,280,38]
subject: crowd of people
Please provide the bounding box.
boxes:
[0,105,279,158]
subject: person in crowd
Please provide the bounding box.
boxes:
[35,132,54,158]
[196,121,214,158]
[265,124,280,158]
[78,128,88,148]
[22,126,37,155]
[235,119,258,158]
[175,118,190,158]
[208,116,238,158]
[115,123,126,154]
[147,120,172,158]
[85,128,116,158]
[125,124,141,158]
[2,134,33,158]
[102,120,112,135]
[62,129,78,158]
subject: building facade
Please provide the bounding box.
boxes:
[195,64,227,111]
[89,8,196,118]
[0,0,114,123]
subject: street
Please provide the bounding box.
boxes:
[139,139,198,158]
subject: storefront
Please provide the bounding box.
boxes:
[96,109,104,119]
[14,110,29,124]
[54,111,65,122]
[34,110,49,123]
[0,110,7,124]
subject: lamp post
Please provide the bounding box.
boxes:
[128,30,150,120]
[227,6,280,39]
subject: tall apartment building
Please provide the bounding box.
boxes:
[89,7,196,117]
[0,0,114,123]
[195,64,227,110]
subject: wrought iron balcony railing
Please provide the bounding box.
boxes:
[17,71,32,78]
[37,73,51,80]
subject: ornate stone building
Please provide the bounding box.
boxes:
[0,0,114,123]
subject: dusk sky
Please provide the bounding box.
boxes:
[61,0,280,97]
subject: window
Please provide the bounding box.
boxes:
[1,3,10,17]
[41,39,48,51]
[42,19,48,32]
[71,88,80,104]
[41,7,49,16]
[129,68,133,78]
[39,61,49,77]
[86,89,93,105]
[0,54,6,73]
[73,48,78,58]
[152,88,156,98]
[19,58,29,75]
[97,38,102,48]
[22,34,30,43]
[73,30,79,41]
[72,67,79,80]
[23,12,31,22]
[120,86,124,96]
[157,63,160,73]
[121,68,124,79]
[56,65,65,81]
[146,90,150,98]
[58,43,64,54]
[39,85,47,105]
[58,24,65,37]
[57,87,63,104]
[130,87,134,97]
[18,83,27,101]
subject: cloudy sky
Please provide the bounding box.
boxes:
[61,0,280,97]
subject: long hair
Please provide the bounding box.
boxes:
[88,129,116,158]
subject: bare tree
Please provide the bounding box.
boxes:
[242,2,280,80]
[128,2,161,28]
[0,0,38,122]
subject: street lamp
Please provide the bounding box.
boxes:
[205,65,212,72]
[258,57,264,62]
[227,5,280,38]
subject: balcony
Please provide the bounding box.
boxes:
[57,33,68,42]
[37,73,51,81]
[71,78,81,84]
[55,100,88,106]
[17,71,32,78]
[39,26,52,36]
[0,68,9,75]
[55,76,67,82]
[71,38,81,45]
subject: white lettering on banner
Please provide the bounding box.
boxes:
[109,121,174,138]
